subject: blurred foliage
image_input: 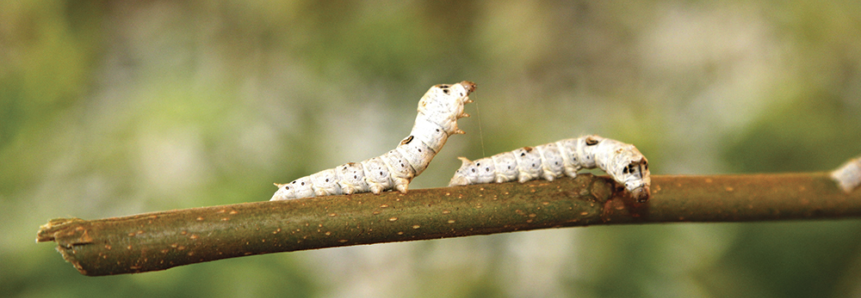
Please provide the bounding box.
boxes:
[3,0,861,297]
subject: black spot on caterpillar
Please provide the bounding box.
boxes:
[449,135,652,202]
[271,81,477,200]
[401,135,414,145]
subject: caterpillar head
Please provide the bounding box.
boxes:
[619,156,651,203]
[427,81,476,105]
[455,81,477,95]
[435,81,476,96]
[417,81,477,136]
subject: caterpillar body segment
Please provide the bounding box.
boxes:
[271,81,476,201]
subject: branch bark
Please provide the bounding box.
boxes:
[37,173,861,276]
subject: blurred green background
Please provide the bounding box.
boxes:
[3,1,861,297]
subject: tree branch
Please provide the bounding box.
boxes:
[37,173,861,276]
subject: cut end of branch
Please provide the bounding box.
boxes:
[36,218,87,243]
[36,217,93,275]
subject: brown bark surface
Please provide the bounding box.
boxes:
[37,173,861,276]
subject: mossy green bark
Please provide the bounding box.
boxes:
[37,173,861,276]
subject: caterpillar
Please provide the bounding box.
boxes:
[449,135,652,202]
[832,156,861,193]
[271,81,477,201]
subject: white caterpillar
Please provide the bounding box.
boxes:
[449,135,652,202]
[271,81,477,201]
[832,156,861,193]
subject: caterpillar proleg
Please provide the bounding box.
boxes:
[449,135,652,202]
[271,81,477,201]
[832,156,861,193]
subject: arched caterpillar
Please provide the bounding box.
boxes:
[271,81,477,201]
[832,156,861,193]
[449,135,652,202]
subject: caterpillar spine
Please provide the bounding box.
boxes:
[271,81,477,201]
[449,135,651,202]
